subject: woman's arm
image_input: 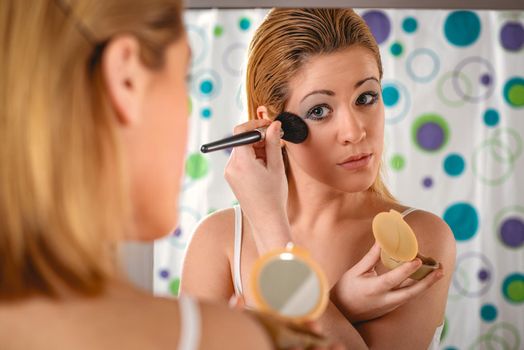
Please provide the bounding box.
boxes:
[180,209,236,301]
[354,211,456,349]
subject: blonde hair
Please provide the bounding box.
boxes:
[246,8,395,200]
[0,0,183,299]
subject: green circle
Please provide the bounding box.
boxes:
[502,273,524,303]
[504,77,524,108]
[437,71,474,108]
[169,277,180,296]
[390,42,403,57]
[188,96,193,115]
[411,113,450,153]
[186,153,209,180]
[390,154,406,171]
[440,317,448,341]
[214,25,224,37]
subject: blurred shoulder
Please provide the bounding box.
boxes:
[190,207,238,246]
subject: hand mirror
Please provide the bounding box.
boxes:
[372,209,440,280]
[250,243,329,323]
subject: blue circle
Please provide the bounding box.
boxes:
[480,304,498,322]
[444,11,481,47]
[159,269,170,279]
[403,17,418,33]
[444,153,465,176]
[443,202,479,241]
[200,80,213,94]
[390,42,403,56]
[201,107,212,119]
[483,109,500,127]
[383,85,400,107]
[239,17,251,31]
[406,48,440,83]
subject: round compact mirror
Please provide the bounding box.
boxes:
[250,243,328,322]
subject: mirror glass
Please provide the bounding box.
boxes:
[257,253,321,318]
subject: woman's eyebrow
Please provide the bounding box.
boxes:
[300,89,335,103]
[355,76,379,87]
[300,76,380,103]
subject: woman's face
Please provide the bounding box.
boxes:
[126,35,191,240]
[284,45,384,193]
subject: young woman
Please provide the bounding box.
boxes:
[0,2,333,349]
[182,8,456,349]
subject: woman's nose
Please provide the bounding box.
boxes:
[337,109,366,144]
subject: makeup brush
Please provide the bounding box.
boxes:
[200,112,309,153]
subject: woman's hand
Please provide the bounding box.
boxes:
[331,242,444,324]
[224,118,291,252]
[229,295,345,350]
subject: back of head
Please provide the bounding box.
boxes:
[246,8,393,199]
[0,0,183,299]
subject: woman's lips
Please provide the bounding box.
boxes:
[337,153,373,170]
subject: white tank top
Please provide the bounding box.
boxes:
[177,295,201,350]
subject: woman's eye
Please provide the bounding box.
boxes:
[356,92,379,105]
[306,104,331,120]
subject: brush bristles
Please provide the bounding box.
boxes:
[275,112,309,144]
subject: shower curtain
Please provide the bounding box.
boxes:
[154,8,524,349]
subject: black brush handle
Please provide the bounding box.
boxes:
[200,130,262,153]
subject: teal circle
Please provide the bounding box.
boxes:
[480,304,498,322]
[502,273,524,304]
[383,85,400,106]
[200,80,214,94]
[390,42,403,57]
[444,11,481,47]
[503,77,524,108]
[201,107,212,119]
[444,153,465,176]
[402,17,418,33]
[443,202,479,241]
[185,153,209,180]
[483,109,500,127]
[239,17,251,31]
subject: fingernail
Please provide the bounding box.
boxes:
[228,295,238,308]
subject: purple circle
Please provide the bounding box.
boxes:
[173,227,182,237]
[159,269,170,279]
[500,217,524,248]
[500,22,524,52]
[478,269,490,281]
[480,74,492,86]
[423,177,433,188]
[417,122,445,151]
[362,11,391,45]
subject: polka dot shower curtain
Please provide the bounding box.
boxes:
[154,9,524,349]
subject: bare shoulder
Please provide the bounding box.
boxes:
[186,207,238,257]
[402,208,456,269]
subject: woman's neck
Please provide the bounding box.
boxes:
[286,166,380,235]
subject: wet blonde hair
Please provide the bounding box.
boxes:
[246,8,395,200]
[0,0,183,299]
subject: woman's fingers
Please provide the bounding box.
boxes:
[351,242,381,275]
[376,258,422,291]
[384,267,444,306]
[265,121,285,172]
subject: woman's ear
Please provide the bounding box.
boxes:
[255,105,270,121]
[102,35,150,126]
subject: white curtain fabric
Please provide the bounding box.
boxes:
[154,9,524,349]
